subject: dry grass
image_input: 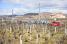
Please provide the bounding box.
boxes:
[0,18,67,44]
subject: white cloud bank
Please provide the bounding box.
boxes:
[0,0,67,15]
[4,0,67,8]
[0,9,12,15]
[0,8,30,15]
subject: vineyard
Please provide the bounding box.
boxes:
[0,18,67,44]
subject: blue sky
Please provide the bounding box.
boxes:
[0,0,67,15]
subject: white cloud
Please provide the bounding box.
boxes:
[3,0,67,9]
[46,9,67,14]
[0,9,12,15]
[1,0,67,15]
[13,8,28,15]
[0,8,28,15]
[3,0,23,4]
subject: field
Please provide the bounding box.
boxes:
[0,18,67,44]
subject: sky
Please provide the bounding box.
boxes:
[0,0,67,15]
